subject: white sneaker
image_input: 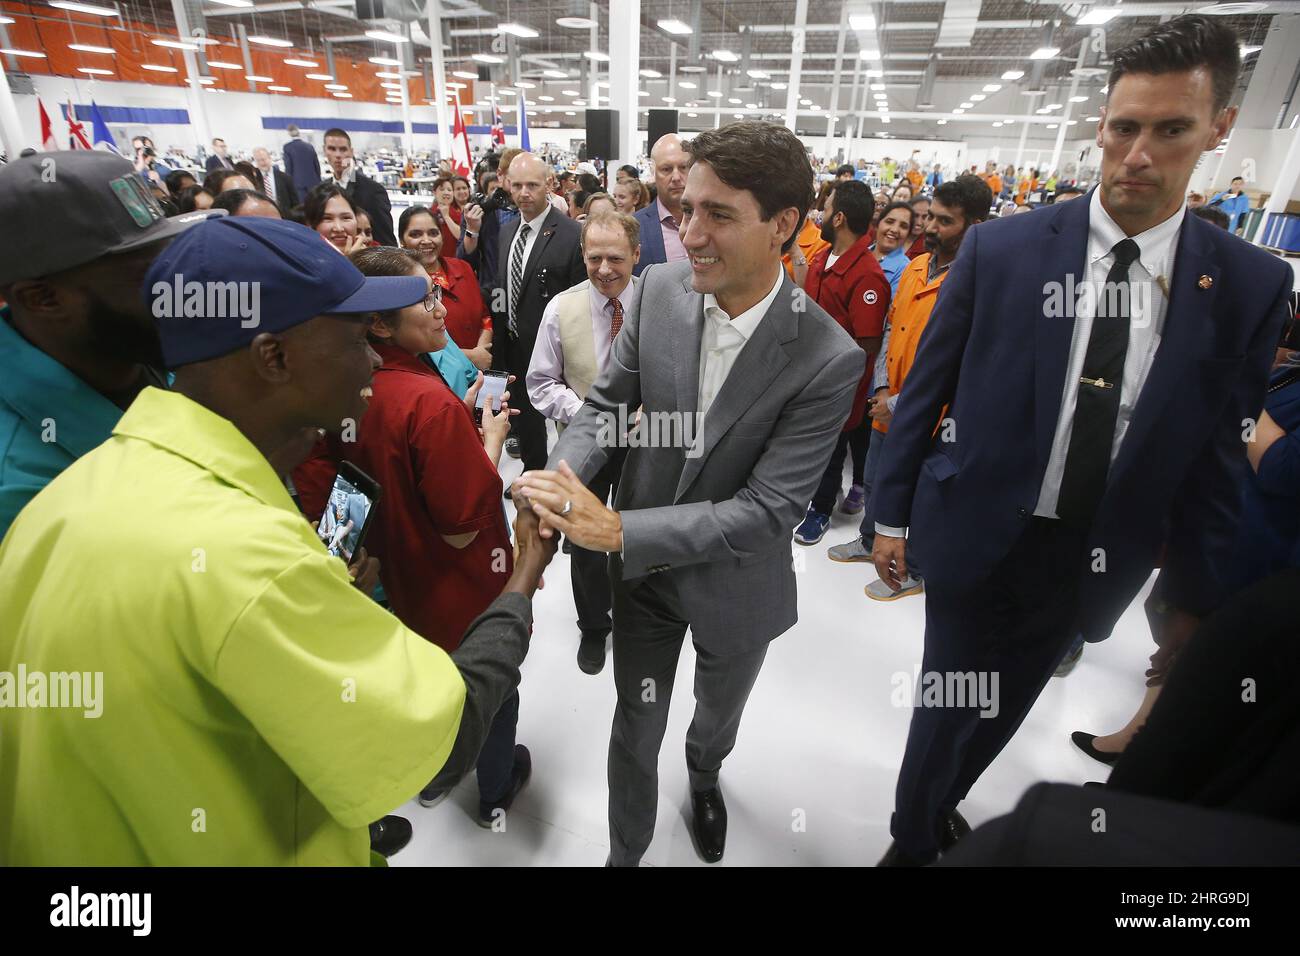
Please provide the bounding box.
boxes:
[827,536,873,562]
[865,575,924,602]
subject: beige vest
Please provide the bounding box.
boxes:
[555,279,601,404]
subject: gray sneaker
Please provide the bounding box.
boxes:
[865,575,924,601]
[828,536,873,562]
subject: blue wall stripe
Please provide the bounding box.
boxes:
[262,116,516,136]
[70,104,191,125]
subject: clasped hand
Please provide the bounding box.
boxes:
[511,461,623,553]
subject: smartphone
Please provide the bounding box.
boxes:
[316,462,381,563]
[475,369,509,424]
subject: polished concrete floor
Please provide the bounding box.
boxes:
[391,447,1157,867]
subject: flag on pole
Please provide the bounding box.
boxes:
[66,100,92,150]
[490,103,506,146]
[450,104,472,177]
[89,101,120,154]
[37,98,59,152]
[516,90,530,152]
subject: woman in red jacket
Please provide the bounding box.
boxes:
[292,246,531,824]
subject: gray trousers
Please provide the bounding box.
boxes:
[607,557,769,866]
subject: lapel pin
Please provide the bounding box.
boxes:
[542,228,555,238]
[1197,275,1213,290]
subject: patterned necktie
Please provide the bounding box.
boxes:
[1056,237,1141,526]
[609,296,624,341]
[508,222,531,336]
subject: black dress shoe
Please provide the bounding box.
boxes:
[368,814,413,857]
[690,787,727,863]
[877,841,933,866]
[577,630,608,675]
[1071,731,1121,766]
[938,809,971,852]
[477,745,532,828]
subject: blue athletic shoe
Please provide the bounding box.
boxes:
[794,508,831,545]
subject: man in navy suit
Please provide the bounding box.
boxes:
[632,134,690,277]
[870,15,1294,865]
[282,125,321,204]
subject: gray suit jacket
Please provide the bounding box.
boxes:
[548,260,864,654]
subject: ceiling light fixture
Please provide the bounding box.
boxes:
[69,44,115,54]
[248,36,293,48]
[285,58,318,67]
[365,29,407,44]
[1002,70,1025,80]
[658,19,693,35]
[497,22,539,38]
[49,1,118,15]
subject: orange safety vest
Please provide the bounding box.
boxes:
[782,217,831,280]
[874,252,949,434]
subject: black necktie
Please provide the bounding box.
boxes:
[1055,237,1141,526]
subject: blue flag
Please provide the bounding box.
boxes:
[516,90,530,152]
[89,101,119,154]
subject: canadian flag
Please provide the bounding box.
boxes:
[450,103,472,177]
[66,99,92,150]
[38,98,59,152]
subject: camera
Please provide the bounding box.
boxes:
[469,186,514,215]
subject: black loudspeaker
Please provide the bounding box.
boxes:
[585,109,617,159]
[477,64,492,82]
[647,108,679,148]
[354,0,383,19]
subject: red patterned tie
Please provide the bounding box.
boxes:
[609,297,624,341]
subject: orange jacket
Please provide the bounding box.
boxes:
[782,217,831,279]
[874,252,949,434]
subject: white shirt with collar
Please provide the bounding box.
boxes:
[698,265,784,421]
[507,206,552,319]
[874,188,1185,539]
[1033,187,1185,518]
[260,167,277,204]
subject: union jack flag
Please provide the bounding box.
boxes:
[490,104,506,146]
[66,99,93,150]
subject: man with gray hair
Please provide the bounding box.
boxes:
[281,124,320,204]
[252,146,297,209]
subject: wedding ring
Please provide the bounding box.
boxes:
[560,500,573,516]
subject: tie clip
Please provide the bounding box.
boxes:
[1080,376,1114,389]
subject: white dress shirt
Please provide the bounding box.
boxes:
[698,266,784,423]
[528,277,637,423]
[506,207,550,319]
[1033,188,1185,517]
[261,166,278,204]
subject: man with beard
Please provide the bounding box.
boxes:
[793,180,891,545]
[0,151,217,536]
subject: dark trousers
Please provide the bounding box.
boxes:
[607,560,769,866]
[571,448,626,637]
[504,336,549,472]
[847,419,872,486]
[891,518,1087,858]
[476,690,520,803]
[811,425,875,517]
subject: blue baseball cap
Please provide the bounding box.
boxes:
[145,216,427,367]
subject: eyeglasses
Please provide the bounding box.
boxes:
[423,285,443,312]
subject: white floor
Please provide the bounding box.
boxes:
[391,442,1161,867]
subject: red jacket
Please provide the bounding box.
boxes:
[293,342,510,652]
[804,233,892,430]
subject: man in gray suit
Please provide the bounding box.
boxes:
[513,122,864,865]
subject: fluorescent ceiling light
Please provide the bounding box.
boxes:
[658,19,693,35]
[565,111,575,116]
[769,82,787,90]
[207,0,253,6]
[970,94,985,102]
[859,49,881,61]
[381,82,402,90]
[1078,7,1121,25]
[937,119,947,125]
[1070,95,1089,103]
[1002,70,1025,80]
[305,73,333,80]
[69,44,116,54]
[538,95,555,101]
[499,88,517,95]
[556,16,596,30]
[983,84,1001,93]
[49,1,118,15]
[245,75,274,82]
[365,29,407,43]
[1030,47,1060,60]
[1047,123,1059,129]
[865,69,884,78]
[332,92,352,98]
[808,104,819,111]
[960,101,974,108]
[679,81,696,89]
[1067,120,1078,125]
[583,51,609,62]
[446,82,466,89]
[248,36,293,48]
[516,80,536,88]
[1036,107,1052,114]
[993,121,1003,127]
[706,90,722,98]
[1086,116,1100,122]
[375,71,401,79]
[267,86,291,92]
[561,89,580,96]
[207,61,243,70]
[324,83,348,90]
[153,39,199,51]
[873,94,887,101]
[77,67,114,75]
[639,69,661,79]
[870,83,886,91]
[1046,103,1062,110]
[686,112,698,118]
[881,116,891,124]
[733,113,744,119]
[543,69,567,78]
[142,64,179,72]
[728,97,742,105]
[712,49,739,62]
[952,108,965,114]
[573,99,586,106]
[747,69,768,79]
[662,96,676,103]
[0,14,13,21]
[497,22,539,39]
[370,55,402,66]
[849,15,877,30]
[799,98,813,105]
[679,65,705,73]
[285,58,319,67]
[451,70,477,79]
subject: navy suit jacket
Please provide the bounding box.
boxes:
[872,190,1292,641]
[282,138,321,205]
[632,202,667,277]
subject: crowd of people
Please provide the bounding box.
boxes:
[0,14,1297,868]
